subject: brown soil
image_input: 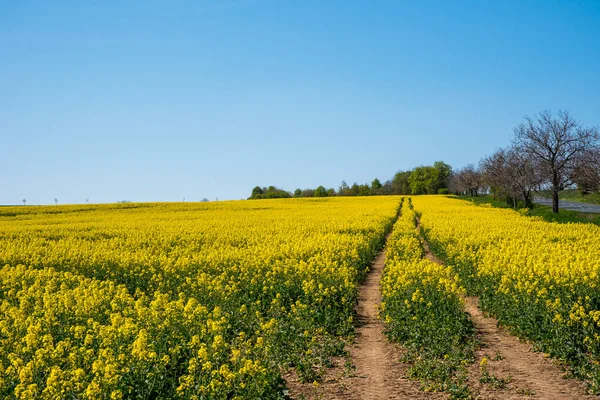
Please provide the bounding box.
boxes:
[417,217,595,399]
[285,234,444,400]
[464,296,595,399]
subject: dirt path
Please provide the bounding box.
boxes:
[285,233,444,400]
[416,217,595,399]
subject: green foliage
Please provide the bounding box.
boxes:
[369,179,382,196]
[409,166,438,195]
[250,186,264,199]
[408,162,452,195]
[338,181,350,196]
[248,186,291,200]
[434,161,453,191]
[527,205,600,225]
[314,186,328,197]
[357,184,371,196]
[480,369,511,389]
[264,186,291,199]
[391,171,411,195]
[249,161,453,198]
[339,182,372,197]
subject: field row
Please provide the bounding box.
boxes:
[381,198,474,396]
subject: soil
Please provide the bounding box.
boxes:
[286,213,596,400]
[417,217,596,400]
[284,233,444,400]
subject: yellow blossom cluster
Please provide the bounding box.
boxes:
[412,195,600,391]
[0,197,401,398]
[380,198,473,393]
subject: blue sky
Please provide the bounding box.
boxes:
[2,0,599,204]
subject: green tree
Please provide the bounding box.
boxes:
[371,178,382,189]
[250,186,264,199]
[264,186,291,199]
[249,186,290,199]
[314,186,328,197]
[358,184,371,196]
[391,171,411,194]
[408,166,437,194]
[433,161,452,191]
[338,181,350,196]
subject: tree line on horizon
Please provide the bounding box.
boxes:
[250,111,600,214]
[248,160,454,199]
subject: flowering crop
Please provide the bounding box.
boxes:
[413,195,600,392]
[380,199,474,397]
[0,197,401,399]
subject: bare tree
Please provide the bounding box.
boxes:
[573,147,600,194]
[513,110,600,213]
[54,198,58,205]
[480,147,542,208]
[449,164,483,196]
[22,198,26,206]
[480,151,506,200]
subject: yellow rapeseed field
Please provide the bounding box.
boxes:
[412,195,600,391]
[4,194,598,397]
[0,197,401,399]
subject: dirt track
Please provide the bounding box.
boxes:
[287,213,596,400]
[285,233,443,400]
[418,217,595,399]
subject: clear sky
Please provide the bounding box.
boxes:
[2,0,599,204]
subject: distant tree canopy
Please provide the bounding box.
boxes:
[248,186,291,200]
[407,161,453,195]
[248,161,453,199]
[314,186,328,197]
[391,171,411,195]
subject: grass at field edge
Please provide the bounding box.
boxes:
[462,195,600,226]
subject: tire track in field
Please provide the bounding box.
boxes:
[416,216,595,400]
[285,229,444,400]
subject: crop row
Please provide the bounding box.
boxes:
[413,196,600,392]
[380,198,475,397]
